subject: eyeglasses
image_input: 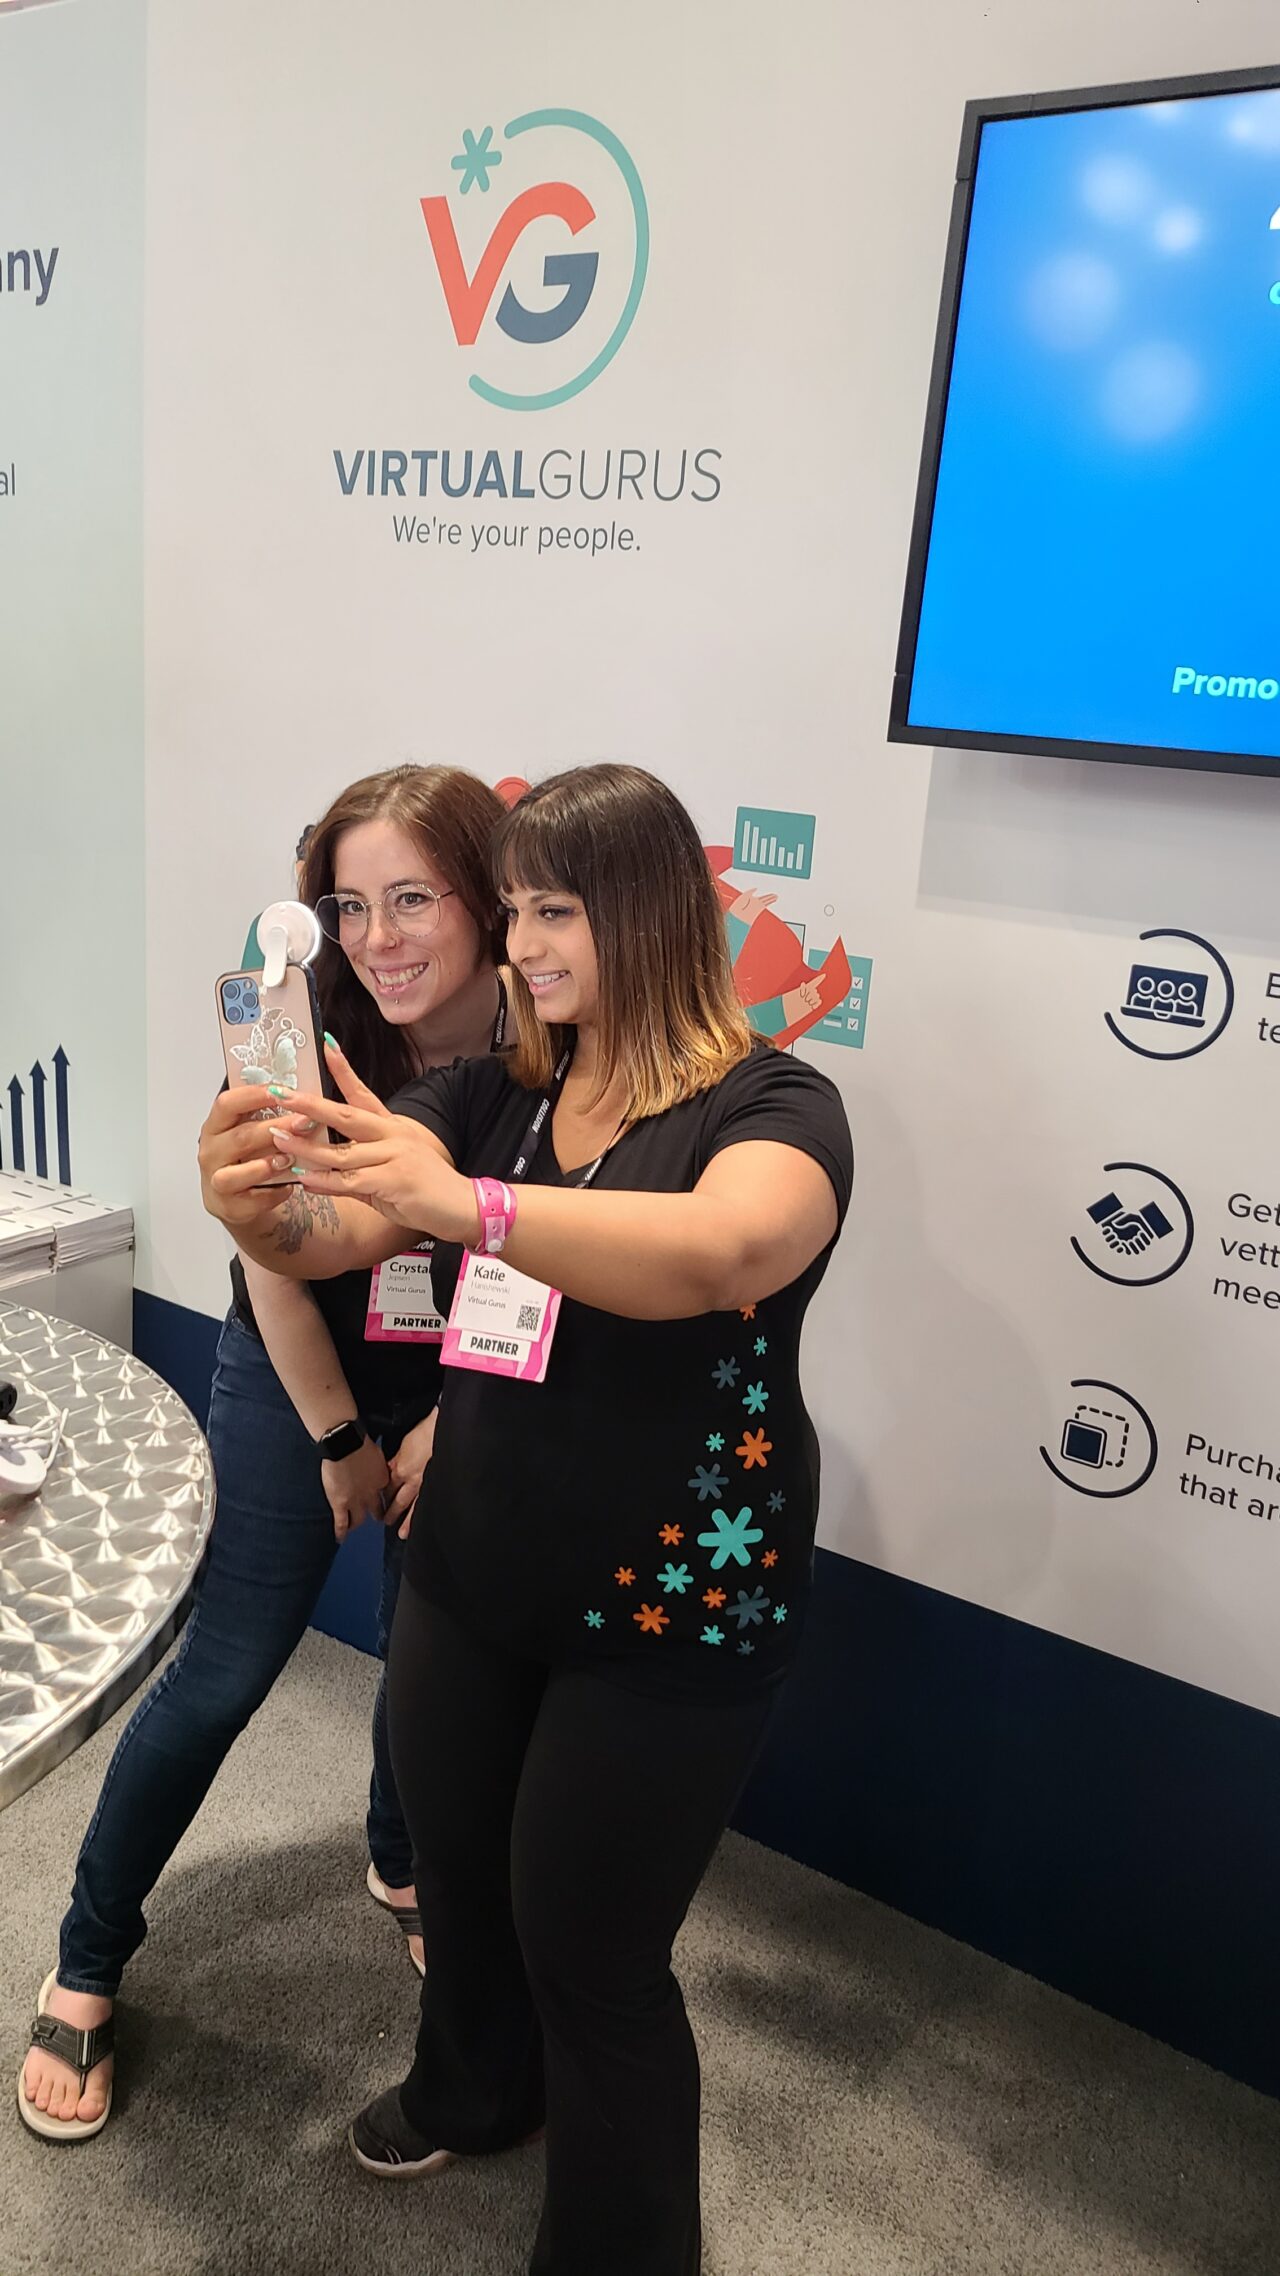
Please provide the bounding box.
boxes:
[314,883,456,945]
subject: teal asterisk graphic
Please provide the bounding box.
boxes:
[712,1358,741,1391]
[701,1625,725,1646]
[754,1336,768,1356]
[730,1587,771,1628]
[773,1603,788,1624]
[697,1506,763,1570]
[452,125,503,194]
[706,1433,725,1453]
[738,1640,755,1657]
[742,1381,769,1415]
[658,1562,693,1595]
[768,1490,786,1514]
[584,1609,604,1630]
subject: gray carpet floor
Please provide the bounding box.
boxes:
[3,1629,1278,2276]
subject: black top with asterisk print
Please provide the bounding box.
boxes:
[391,1043,853,1697]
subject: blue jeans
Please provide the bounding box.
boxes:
[57,1315,417,1996]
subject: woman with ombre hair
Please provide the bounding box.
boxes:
[198,762,853,2275]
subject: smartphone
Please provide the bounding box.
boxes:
[215,963,331,1187]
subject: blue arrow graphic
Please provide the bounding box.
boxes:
[7,1076,25,1172]
[30,1061,48,1179]
[52,1046,71,1183]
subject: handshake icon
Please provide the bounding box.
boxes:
[1086,1191,1174,1257]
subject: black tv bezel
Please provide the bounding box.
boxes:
[887,59,1280,783]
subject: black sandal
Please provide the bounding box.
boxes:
[366,1864,426,1978]
[17,1971,115,2142]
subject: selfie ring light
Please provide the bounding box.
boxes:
[257,900,322,991]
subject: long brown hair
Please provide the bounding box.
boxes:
[300,764,505,1098]
[492,764,755,1118]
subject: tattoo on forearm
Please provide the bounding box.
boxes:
[274,1185,341,1256]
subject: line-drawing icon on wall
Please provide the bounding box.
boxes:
[1040,1377,1158,1499]
[1105,927,1233,1060]
[1071,1162,1194,1287]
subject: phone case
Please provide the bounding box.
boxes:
[215,963,331,1186]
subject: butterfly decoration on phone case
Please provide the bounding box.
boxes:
[231,1013,309,1090]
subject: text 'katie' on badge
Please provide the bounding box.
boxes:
[441,1251,561,1383]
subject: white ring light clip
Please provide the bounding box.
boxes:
[257,900,323,993]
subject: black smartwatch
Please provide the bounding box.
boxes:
[316,1419,367,1463]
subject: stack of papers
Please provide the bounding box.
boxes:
[0,1205,54,1293]
[0,1173,134,1288]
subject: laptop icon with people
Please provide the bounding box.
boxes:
[1119,962,1208,1028]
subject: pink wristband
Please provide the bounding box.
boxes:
[470,1176,518,1256]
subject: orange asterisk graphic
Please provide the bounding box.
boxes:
[703,1587,726,1609]
[740,1304,757,1321]
[615,1566,635,1587]
[737,1428,772,1470]
[634,1602,670,1635]
[762,1548,779,1569]
[659,1523,684,1547]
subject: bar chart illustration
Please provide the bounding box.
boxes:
[734,806,815,880]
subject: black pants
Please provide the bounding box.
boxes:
[387,1581,776,2276]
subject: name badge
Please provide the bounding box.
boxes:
[441,1250,561,1382]
[365,1243,446,1343]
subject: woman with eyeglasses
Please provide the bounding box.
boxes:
[19,764,506,2142]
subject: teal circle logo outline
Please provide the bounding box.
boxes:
[469,108,649,413]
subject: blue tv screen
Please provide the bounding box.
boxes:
[890,65,1280,778]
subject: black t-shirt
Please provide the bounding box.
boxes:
[392,1044,853,1695]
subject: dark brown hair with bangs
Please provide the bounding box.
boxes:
[301,764,505,1097]
[492,764,755,1117]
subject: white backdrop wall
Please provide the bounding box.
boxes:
[0,0,147,1204]
[18,0,1280,1726]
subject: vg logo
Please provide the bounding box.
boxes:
[420,110,649,412]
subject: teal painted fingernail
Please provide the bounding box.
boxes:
[324,1031,339,1049]
[290,1166,306,1178]
[268,1084,287,1099]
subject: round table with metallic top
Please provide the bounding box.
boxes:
[0,1302,215,1811]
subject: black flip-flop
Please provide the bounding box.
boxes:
[17,1972,114,2142]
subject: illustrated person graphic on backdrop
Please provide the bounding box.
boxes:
[705,847,852,1051]
[195,762,853,2276]
[19,764,508,2142]
[724,886,822,1037]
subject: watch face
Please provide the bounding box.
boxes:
[320,1422,364,1461]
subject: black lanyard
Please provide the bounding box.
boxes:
[508,1047,621,1191]
[490,977,508,1053]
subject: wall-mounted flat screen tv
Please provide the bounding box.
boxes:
[890,64,1280,779]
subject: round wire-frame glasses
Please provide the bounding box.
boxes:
[314,883,455,944]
